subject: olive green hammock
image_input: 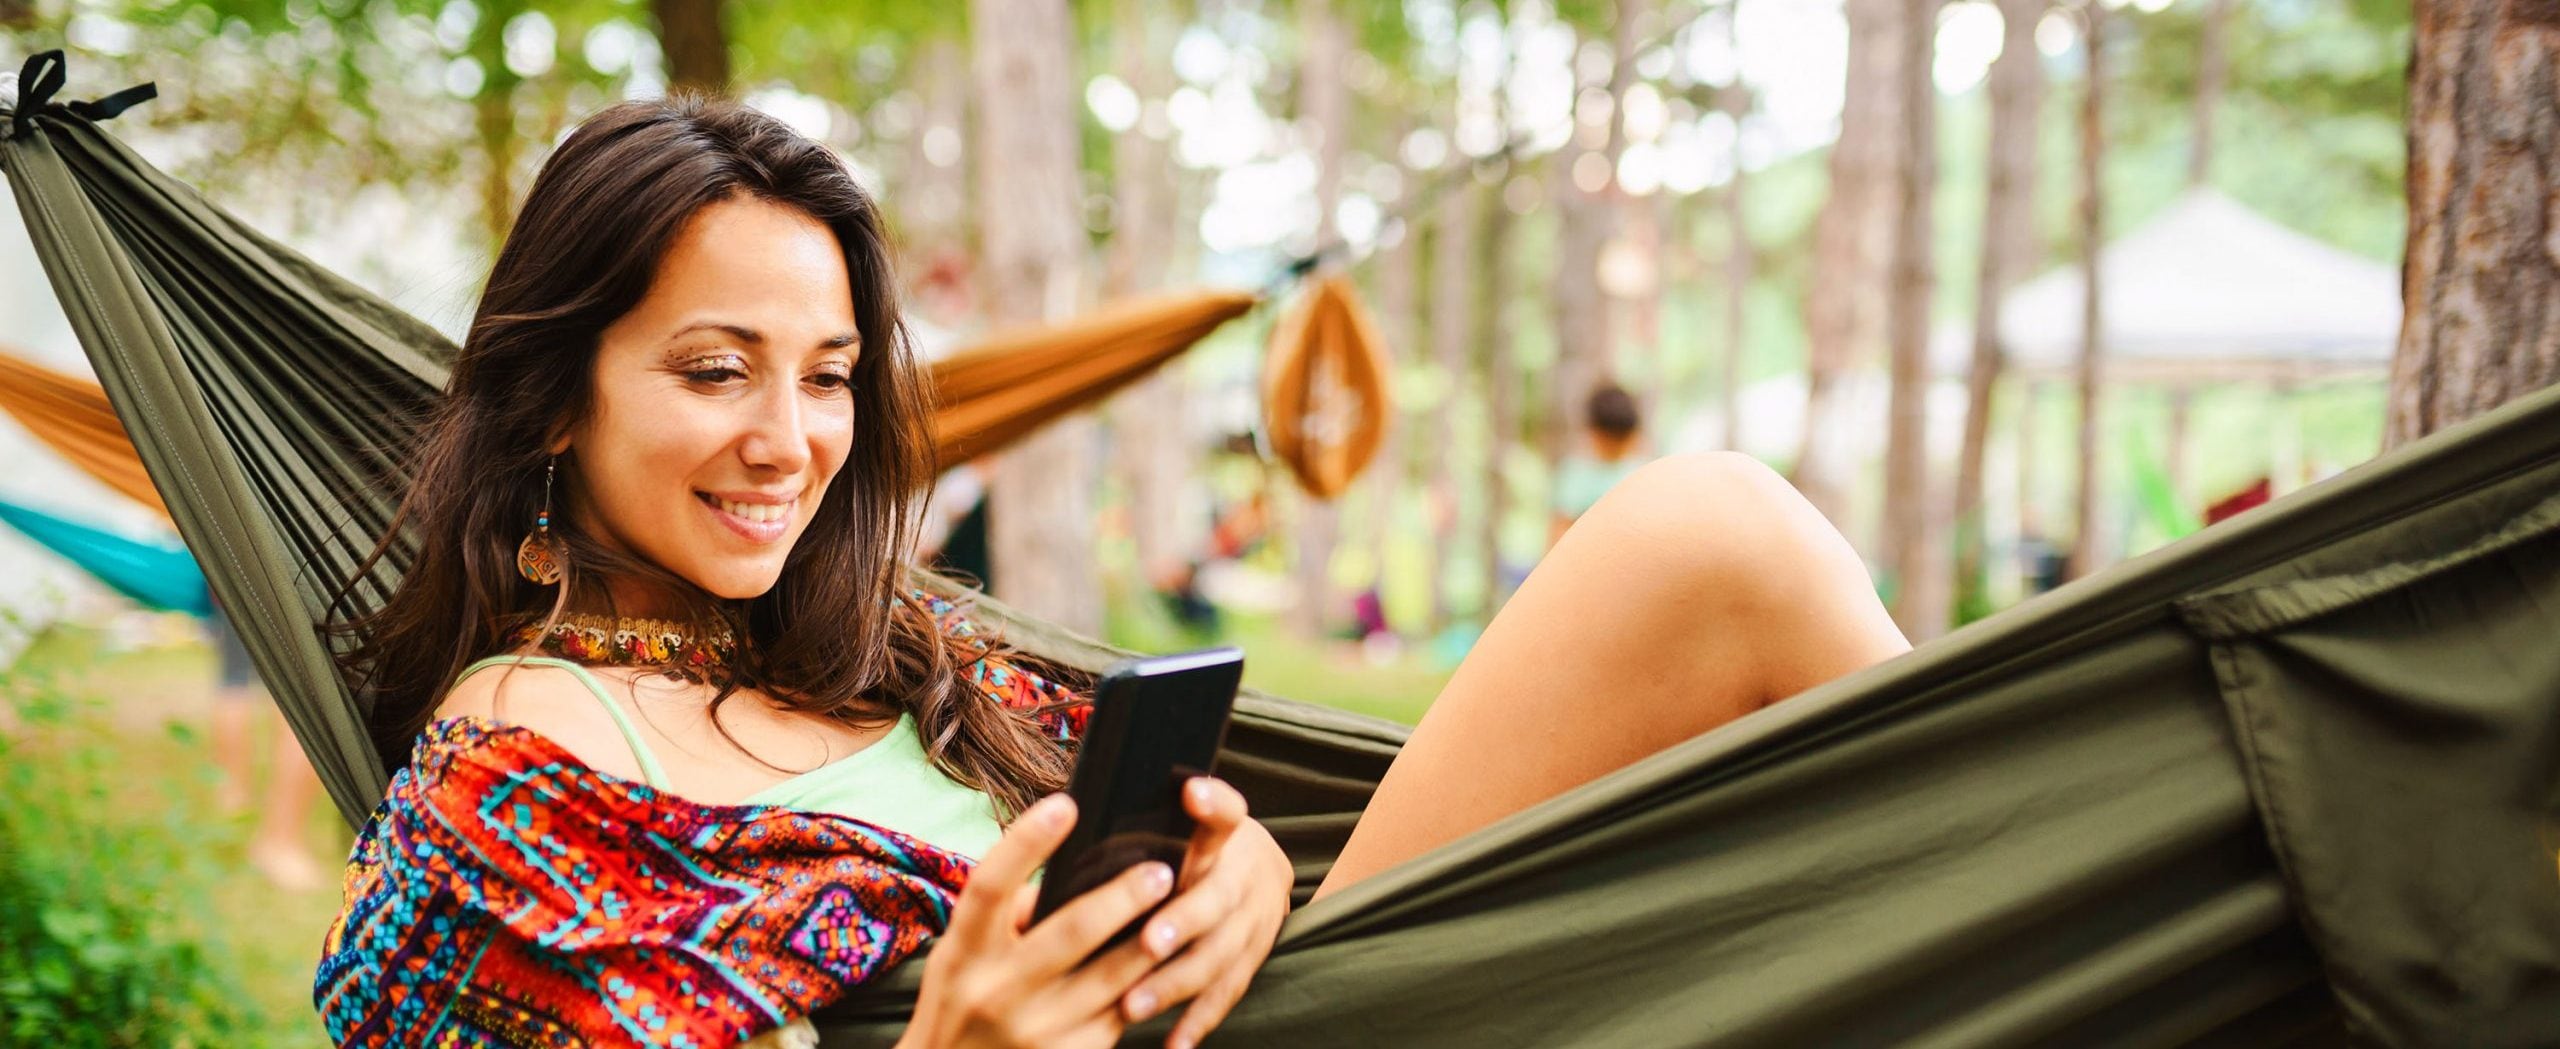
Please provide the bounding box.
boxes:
[8,67,2559,1049]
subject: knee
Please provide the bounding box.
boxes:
[1585,451,1806,546]
[1576,451,1864,602]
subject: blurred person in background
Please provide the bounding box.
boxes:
[1549,382,1650,549]
[204,605,326,891]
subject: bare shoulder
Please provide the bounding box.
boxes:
[434,659,652,783]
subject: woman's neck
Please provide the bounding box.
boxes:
[581,573,692,621]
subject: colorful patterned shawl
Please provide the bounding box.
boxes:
[316,595,1089,1048]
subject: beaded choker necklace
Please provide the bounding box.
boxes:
[513,612,736,681]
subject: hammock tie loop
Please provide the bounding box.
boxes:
[6,50,157,142]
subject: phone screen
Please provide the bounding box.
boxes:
[1032,647,1244,939]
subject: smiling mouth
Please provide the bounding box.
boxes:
[696,491,796,540]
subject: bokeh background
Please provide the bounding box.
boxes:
[0,0,2501,1042]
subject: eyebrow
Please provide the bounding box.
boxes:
[667,321,859,350]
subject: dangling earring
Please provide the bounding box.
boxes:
[516,457,566,585]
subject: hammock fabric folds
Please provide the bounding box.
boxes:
[8,77,2558,1048]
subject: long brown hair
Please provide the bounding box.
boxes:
[328,96,1071,817]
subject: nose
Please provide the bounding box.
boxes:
[738,379,814,476]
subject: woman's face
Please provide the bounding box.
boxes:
[562,195,861,606]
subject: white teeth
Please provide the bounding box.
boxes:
[714,498,791,524]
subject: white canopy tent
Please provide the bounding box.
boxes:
[1934,188,2402,383]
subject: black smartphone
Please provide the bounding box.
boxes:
[1032,646,1245,942]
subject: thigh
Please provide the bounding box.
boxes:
[1311,454,1907,900]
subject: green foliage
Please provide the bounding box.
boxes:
[0,654,264,1047]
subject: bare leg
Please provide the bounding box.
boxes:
[209,693,254,813]
[1314,453,1910,900]
[244,708,327,892]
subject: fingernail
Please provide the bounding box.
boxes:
[1187,779,1213,806]
[1148,920,1177,955]
[1145,863,1174,893]
[1125,988,1156,1021]
[1031,794,1069,826]
[1169,1033,1196,1049]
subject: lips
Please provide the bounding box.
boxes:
[696,491,795,541]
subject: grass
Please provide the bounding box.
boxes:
[1100,588,1453,726]
[5,622,344,1048]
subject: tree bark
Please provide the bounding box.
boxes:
[1954,0,2046,616]
[651,0,731,97]
[2068,5,2108,580]
[1797,0,1905,533]
[1287,0,1352,637]
[469,0,529,249]
[1881,0,1943,639]
[1480,173,1520,616]
[2190,0,2232,186]
[1369,127,1422,599]
[2387,0,2560,446]
[1429,175,1481,627]
[900,38,973,266]
[1103,0,1193,592]
[1548,14,1629,467]
[1720,75,1754,451]
[1614,0,1664,417]
[972,0,1100,633]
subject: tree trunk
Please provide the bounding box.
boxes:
[2387,0,2560,447]
[1103,0,1192,592]
[1881,0,1943,639]
[972,0,1099,633]
[900,38,973,268]
[1720,76,1754,451]
[651,0,731,96]
[1953,0,2046,616]
[1429,175,1480,627]
[2190,0,2233,187]
[1548,16,1627,467]
[1369,131,1422,601]
[2165,385,2194,505]
[469,0,529,249]
[1615,0,1664,416]
[1479,174,1520,616]
[2068,6,2108,580]
[1797,0,1905,533]
[1288,0,1352,637]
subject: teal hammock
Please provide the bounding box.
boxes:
[0,496,210,617]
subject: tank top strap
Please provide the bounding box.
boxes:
[452,655,672,790]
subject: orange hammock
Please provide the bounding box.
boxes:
[0,348,172,519]
[2,281,1389,510]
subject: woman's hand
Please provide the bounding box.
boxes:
[898,795,1175,1049]
[1116,777,1293,1049]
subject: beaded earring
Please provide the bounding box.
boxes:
[515,457,566,585]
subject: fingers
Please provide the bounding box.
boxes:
[1121,906,1253,1023]
[1167,964,1259,1049]
[1179,777,1248,880]
[1183,777,1249,834]
[1019,860,1177,979]
[949,794,1074,946]
[1053,931,1164,1020]
[1129,850,1247,973]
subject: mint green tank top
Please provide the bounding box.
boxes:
[453,656,1006,861]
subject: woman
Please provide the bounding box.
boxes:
[318,97,1907,1049]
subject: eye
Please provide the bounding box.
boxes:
[805,371,856,394]
[684,366,746,385]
